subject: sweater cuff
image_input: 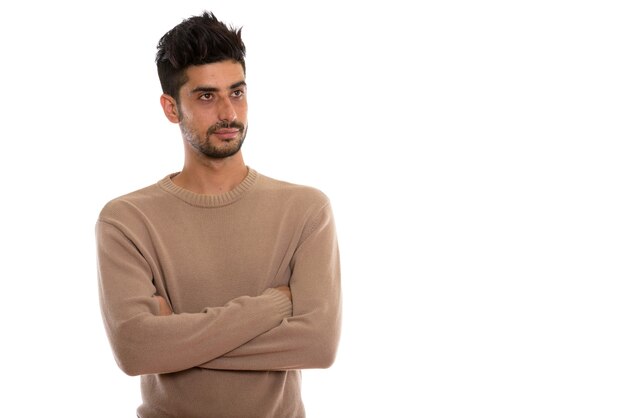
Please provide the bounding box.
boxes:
[262,288,293,318]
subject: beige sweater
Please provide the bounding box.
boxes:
[96,168,341,418]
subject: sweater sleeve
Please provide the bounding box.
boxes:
[96,220,293,376]
[199,202,342,371]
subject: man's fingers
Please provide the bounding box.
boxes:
[274,286,292,301]
[154,295,173,316]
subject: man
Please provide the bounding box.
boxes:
[96,11,341,418]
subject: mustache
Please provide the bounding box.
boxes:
[207,120,246,135]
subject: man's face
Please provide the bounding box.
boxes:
[175,61,248,159]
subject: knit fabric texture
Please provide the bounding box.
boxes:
[96,168,341,418]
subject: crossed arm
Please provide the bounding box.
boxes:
[153,285,292,316]
[97,202,341,375]
[200,207,342,371]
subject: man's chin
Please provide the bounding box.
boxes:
[198,141,244,159]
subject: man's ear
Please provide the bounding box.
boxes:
[160,94,180,123]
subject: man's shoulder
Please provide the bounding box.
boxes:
[98,178,168,223]
[256,173,330,208]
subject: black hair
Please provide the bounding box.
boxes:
[155,11,246,102]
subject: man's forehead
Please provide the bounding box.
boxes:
[183,61,245,88]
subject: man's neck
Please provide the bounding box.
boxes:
[172,153,248,195]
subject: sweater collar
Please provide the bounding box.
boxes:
[158,168,258,208]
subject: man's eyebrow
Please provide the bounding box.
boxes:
[190,86,218,94]
[230,81,247,89]
[190,81,247,94]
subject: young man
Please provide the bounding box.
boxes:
[96,11,341,418]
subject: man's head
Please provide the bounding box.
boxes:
[156,11,246,103]
[157,12,248,161]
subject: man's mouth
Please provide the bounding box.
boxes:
[212,128,240,140]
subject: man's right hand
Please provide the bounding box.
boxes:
[154,295,173,316]
[274,286,292,301]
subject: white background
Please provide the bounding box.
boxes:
[1,1,625,417]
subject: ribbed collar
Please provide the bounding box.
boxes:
[157,168,258,208]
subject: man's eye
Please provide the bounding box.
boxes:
[232,90,244,98]
[200,93,214,100]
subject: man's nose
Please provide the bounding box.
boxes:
[217,98,237,122]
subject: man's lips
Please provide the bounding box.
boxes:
[212,128,240,140]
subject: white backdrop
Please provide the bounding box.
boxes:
[1,1,625,417]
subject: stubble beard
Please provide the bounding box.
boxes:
[180,118,247,160]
